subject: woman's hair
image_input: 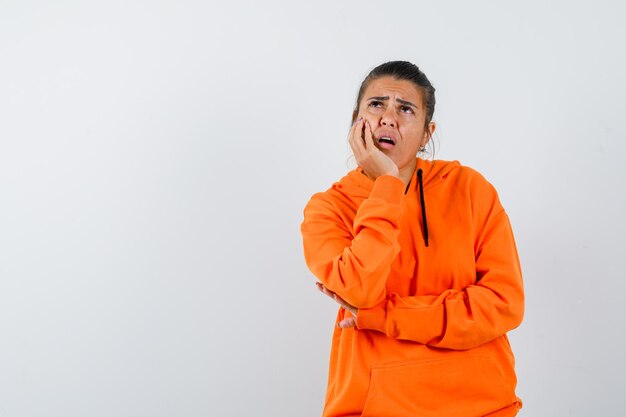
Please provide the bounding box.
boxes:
[352,61,436,136]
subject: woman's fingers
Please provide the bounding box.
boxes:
[316,282,359,328]
[317,282,339,301]
[316,282,332,297]
[316,283,358,316]
[348,118,365,157]
[333,292,349,307]
[363,119,375,148]
[338,317,356,328]
[317,282,338,301]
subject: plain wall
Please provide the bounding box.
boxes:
[1,1,625,416]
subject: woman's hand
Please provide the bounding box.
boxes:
[349,118,400,181]
[316,282,358,328]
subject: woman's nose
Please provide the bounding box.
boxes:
[380,108,396,128]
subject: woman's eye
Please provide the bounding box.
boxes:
[401,106,414,114]
[368,101,382,108]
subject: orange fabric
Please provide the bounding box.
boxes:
[301,158,524,417]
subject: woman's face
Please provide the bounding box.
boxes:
[355,76,435,173]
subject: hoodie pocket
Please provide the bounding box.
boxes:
[361,353,517,417]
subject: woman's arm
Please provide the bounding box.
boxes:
[355,210,524,350]
[301,175,405,308]
[302,119,408,308]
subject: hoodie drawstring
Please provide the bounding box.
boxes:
[417,169,429,247]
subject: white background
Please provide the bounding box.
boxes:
[1,1,625,416]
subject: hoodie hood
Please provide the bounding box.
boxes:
[332,158,462,198]
[330,158,462,248]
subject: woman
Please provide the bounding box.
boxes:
[301,61,524,417]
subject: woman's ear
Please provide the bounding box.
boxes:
[422,121,436,146]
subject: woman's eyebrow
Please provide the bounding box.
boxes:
[367,96,417,108]
[367,96,389,101]
[397,98,417,108]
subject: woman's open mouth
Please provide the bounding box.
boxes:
[377,136,396,149]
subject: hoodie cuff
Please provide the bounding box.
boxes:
[356,301,387,333]
[369,175,405,205]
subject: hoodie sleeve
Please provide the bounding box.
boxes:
[356,182,524,350]
[301,175,405,308]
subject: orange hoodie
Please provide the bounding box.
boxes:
[301,158,524,417]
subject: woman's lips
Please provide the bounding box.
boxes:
[377,137,395,150]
